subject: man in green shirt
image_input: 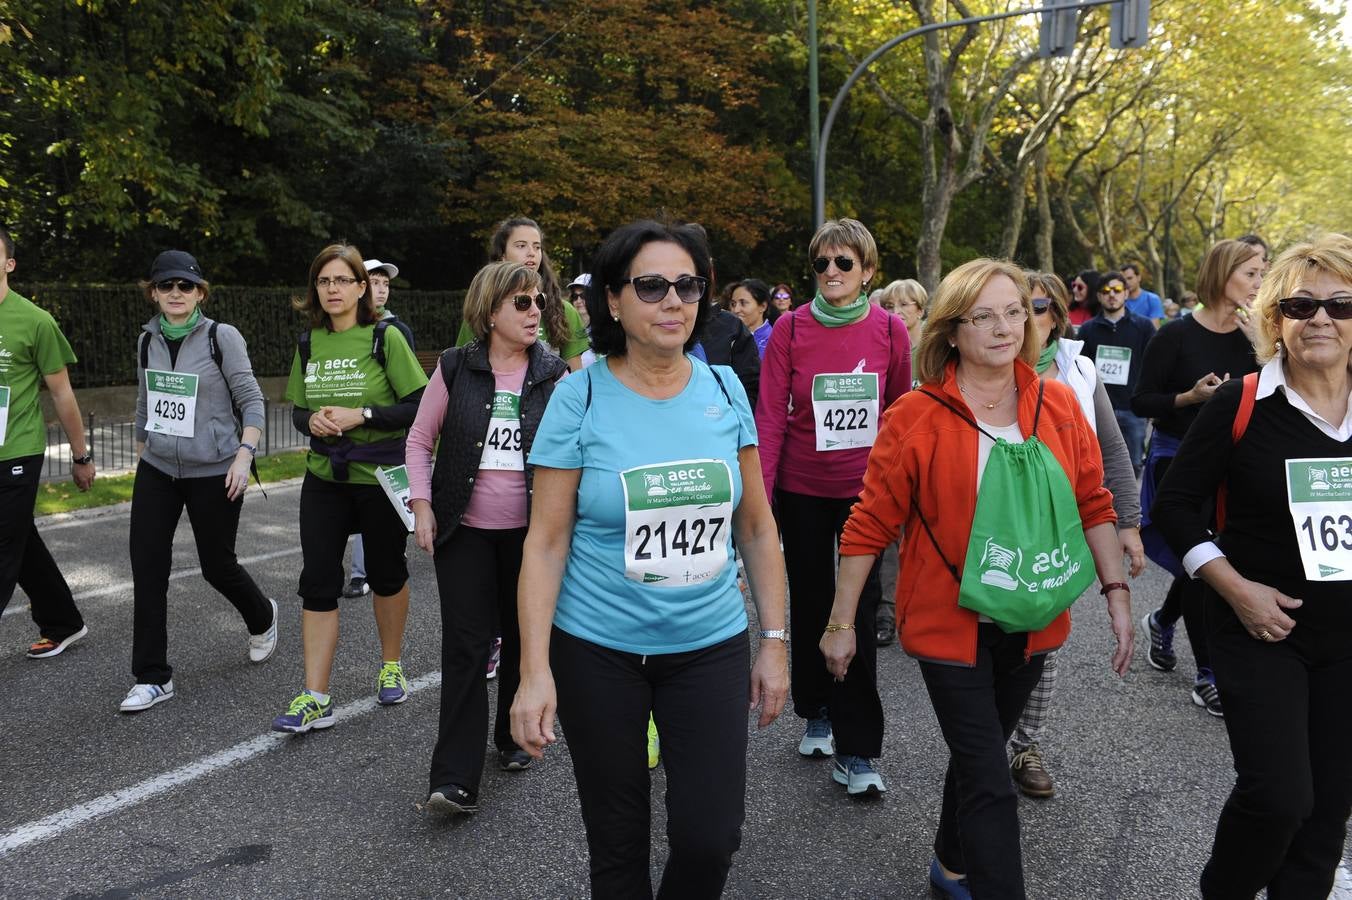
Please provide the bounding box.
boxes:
[0,225,95,658]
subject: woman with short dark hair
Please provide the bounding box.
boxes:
[512,218,788,897]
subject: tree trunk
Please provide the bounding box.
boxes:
[1034,143,1054,272]
[998,165,1028,261]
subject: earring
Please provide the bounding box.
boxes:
[489,322,495,329]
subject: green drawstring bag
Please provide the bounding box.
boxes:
[916,384,1096,633]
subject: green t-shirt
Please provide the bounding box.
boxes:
[0,289,78,462]
[455,300,589,361]
[284,323,428,485]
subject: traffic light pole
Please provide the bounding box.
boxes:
[813,0,1143,226]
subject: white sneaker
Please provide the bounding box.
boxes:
[120,681,175,713]
[248,598,279,663]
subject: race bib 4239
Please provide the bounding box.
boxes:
[620,459,734,588]
[145,369,198,438]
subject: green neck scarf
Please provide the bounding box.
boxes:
[159,307,201,341]
[810,290,870,328]
[1035,341,1059,374]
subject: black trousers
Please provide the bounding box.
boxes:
[552,626,749,900]
[427,524,524,795]
[297,472,409,611]
[0,454,84,640]
[1200,591,1352,900]
[776,489,884,758]
[1152,454,1211,671]
[919,624,1047,900]
[128,460,273,684]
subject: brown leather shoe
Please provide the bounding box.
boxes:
[1010,744,1055,798]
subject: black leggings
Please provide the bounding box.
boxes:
[129,460,272,684]
[1150,455,1211,672]
[552,627,749,900]
[776,488,884,758]
[297,472,409,611]
[427,525,524,795]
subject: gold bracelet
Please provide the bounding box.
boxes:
[824,623,855,633]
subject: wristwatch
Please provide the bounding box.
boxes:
[758,629,788,644]
[362,407,373,422]
[72,453,93,465]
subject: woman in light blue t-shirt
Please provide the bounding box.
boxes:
[511,219,788,899]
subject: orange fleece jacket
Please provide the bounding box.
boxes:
[840,359,1115,666]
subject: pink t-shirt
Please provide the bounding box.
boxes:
[406,360,529,531]
[755,303,912,500]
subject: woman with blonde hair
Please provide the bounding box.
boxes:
[410,261,569,815]
[823,258,1131,898]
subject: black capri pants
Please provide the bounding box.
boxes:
[298,472,408,611]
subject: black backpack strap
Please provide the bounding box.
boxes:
[298,330,311,373]
[916,388,999,442]
[371,319,390,367]
[138,332,150,370]
[584,366,594,412]
[207,321,224,370]
[912,487,961,585]
[707,363,734,406]
[1031,378,1046,437]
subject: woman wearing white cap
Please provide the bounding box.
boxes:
[567,274,597,367]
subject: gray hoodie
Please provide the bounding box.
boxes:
[136,314,266,479]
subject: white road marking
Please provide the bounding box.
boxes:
[2,547,306,619]
[0,671,443,856]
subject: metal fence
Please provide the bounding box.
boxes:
[42,400,309,482]
[21,284,467,388]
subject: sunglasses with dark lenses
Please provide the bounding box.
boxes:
[154,279,198,294]
[511,292,546,312]
[1278,296,1352,320]
[812,255,856,274]
[623,274,708,304]
[1031,297,1052,315]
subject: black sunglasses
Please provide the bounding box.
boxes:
[812,255,856,274]
[1278,296,1352,320]
[510,292,546,312]
[154,279,198,294]
[622,274,708,304]
[1031,297,1052,315]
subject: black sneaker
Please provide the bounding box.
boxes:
[499,749,533,772]
[875,617,895,647]
[342,578,370,599]
[427,784,478,815]
[1142,610,1177,672]
[1191,671,1223,718]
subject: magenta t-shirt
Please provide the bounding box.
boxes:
[755,303,911,499]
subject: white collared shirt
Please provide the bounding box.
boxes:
[1181,356,1352,576]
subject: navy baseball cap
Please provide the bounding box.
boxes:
[148,250,207,285]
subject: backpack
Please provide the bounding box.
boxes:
[139,321,263,489]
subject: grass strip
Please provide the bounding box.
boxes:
[36,450,310,516]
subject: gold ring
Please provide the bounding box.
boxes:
[1257,630,1272,641]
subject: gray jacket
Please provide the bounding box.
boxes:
[136,314,266,479]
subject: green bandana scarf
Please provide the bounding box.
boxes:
[810,291,870,328]
[159,307,201,341]
[1035,341,1058,374]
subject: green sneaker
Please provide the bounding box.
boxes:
[377,660,409,706]
[271,691,333,733]
[647,713,661,769]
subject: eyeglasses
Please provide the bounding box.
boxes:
[622,274,708,304]
[315,275,360,288]
[1098,285,1125,295]
[1031,297,1052,315]
[812,256,856,274]
[1278,296,1352,320]
[154,279,198,294]
[956,307,1029,330]
[510,292,546,312]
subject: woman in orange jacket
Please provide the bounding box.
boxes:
[821,259,1134,900]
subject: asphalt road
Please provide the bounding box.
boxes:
[2,481,1349,898]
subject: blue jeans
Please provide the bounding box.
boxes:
[1114,408,1146,477]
